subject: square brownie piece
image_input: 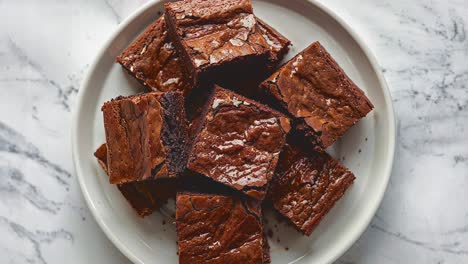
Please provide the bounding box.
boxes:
[117,16,192,95]
[176,193,269,264]
[215,17,290,98]
[164,0,289,86]
[102,92,189,184]
[268,144,355,236]
[260,41,374,149]
[187,86,291,200]
[94,144,176,217]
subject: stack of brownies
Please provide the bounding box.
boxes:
[94,0,374,263]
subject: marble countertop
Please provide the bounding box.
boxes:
[0,0,467,263]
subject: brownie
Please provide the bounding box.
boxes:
[268,144,355,236]
[255,17,290,66]
[176,193,269,264]
[260,41,374,149]
[94,144,176,217]
[117,16,192,95]
[216,18,290,99]
[102,91,189,184]
[164,0,290,86]
[185,17,291,117]
[187,85,291,200]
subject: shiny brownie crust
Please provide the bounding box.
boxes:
[164,0,289,86]
[176,193,268,264]
[117,16,192,95]
[268,144,355,235]
[102,92,189,184]
[260,41,374,149]
[255,17,290,66]
[187,85,290,200]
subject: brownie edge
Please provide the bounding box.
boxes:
[176,193,266,264]
[94,144,177,217]
[116,16,192,95]
[187,85,291,200]
[164,0,271,87]
[268,144,355,235]
[102,91,189,184]
[260,41,374,150]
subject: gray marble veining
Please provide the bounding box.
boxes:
[0,0,467,263]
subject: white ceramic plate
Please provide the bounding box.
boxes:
[72,0,395,263]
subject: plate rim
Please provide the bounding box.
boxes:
[71,0,396,263]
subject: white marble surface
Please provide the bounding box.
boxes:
[0,0,467,263]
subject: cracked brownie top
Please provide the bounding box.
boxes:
[268,144,355,235]
[187,86,290,200]
[164,0,289,86]
[117,17,192,95]
[255,17,290,65]
[176,193,266,264]
[260,41,374,149]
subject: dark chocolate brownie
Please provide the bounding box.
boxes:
[187,85,291,200]
[268,144,355,235]
[176,193,269,264]
[260,41,374,150]
[102,91,189,184]
[215,18,290,99]
[256,17,290,66]
[164,0,290,86]
[117,16,192,95]
[94,144,176,217]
